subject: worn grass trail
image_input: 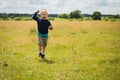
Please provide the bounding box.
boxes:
[0,20,120,80]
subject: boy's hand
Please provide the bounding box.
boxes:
[49,26,53,30]
[37,10,40,13]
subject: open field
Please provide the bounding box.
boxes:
[0,19,120,80]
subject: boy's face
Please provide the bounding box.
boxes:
[41,10,48,20]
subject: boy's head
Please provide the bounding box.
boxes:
[40,9,48,20]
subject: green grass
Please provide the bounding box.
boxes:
[0,20,120,80]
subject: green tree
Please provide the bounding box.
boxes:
[10,16,15,19]
[92,11,102,20]
[58,13,69,18]
[114,14,120,18]
[1,13,8,20]
[70,10,81,18]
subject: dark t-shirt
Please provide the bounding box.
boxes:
[32,12,51,34]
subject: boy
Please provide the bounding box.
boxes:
[32,9,53,59]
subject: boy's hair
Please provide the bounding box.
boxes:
[40,9,48,14]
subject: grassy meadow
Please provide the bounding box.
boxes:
[0,19,120,80]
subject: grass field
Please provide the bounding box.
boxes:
[0,19,120,80]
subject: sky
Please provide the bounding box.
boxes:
[0,0,120,14]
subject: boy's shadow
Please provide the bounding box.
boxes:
[39,58,54,64]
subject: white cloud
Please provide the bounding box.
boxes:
[0,0,120,14]
[107,0,120,6]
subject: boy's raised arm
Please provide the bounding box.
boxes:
[32,10,39,21]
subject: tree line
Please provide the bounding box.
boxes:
[0,10,120,20]
[0,13,58,20]
[58,10,120,20]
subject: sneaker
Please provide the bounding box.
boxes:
[39,53,45,59]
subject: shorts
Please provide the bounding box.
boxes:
[38,36,48,47]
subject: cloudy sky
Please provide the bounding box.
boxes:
[0,0,120,14]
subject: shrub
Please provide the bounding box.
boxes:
[58,13,69,18]
[48,17,55,21]
[29,27,37,34]
[14,17,21,21]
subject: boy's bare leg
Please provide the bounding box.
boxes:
[43,46,46,53]
[38,45,46,58]
[38,46,46,53]
[39,45,44,53]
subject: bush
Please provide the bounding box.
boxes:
[48,17,55,21]
[111,19,116,22]
[92,11,102,20]
[58,13,69,18]
[70,10,82,18]
[69,19,73,21]
[84,17,92,20]
[14,17,21,21]
[10,16,15,19]
[29,27,37,34]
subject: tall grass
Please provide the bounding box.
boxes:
[0,20,120,80]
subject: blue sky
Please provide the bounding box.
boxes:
[0,0,120,14]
